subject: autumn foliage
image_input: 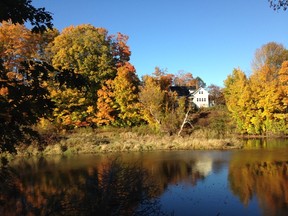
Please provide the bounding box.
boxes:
[1,18,287,154]
[224,42,288,135]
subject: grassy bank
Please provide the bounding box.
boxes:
[9,127,243,157]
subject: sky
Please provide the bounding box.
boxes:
[32,0,288,86]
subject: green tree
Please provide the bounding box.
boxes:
[195,76,206,88]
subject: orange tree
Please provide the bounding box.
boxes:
[0,0,58,154]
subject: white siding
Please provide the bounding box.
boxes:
[192,87,209,108]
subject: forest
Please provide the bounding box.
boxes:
[0,0,287,155]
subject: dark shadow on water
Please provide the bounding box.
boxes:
[0,158,165,216]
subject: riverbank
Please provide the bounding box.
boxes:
[8,127,243,158]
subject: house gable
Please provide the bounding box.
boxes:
[169,86,210,108]
[192,87,209,108]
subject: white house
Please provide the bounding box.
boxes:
[190,87,209,108]
[170,86,210,109]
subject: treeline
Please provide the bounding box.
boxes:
[1,23,287,154]
[223,42,288,135]
[0,21,211,153]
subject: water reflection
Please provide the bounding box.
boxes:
[0,140,288,215]
[229,148,288,216]
[0,158,162,216]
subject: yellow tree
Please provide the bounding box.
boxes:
[48,24,132,128]
[224,68,249,133]
[112,62,142,126]
[247,42,288,135]
[278,61,288,106]
[276,61,288,133]
[50,25,116,83]
[249,65,286,134]
[95,63,142,127]
[139,68,187,133]
[139,75,165,128]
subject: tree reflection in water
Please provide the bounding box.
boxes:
[2,147,288,215]
[0,158,163,216]
[229,160,288,216]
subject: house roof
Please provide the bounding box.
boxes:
[170,86,197,97]
[170,86,190,97]
[191,87,208,96]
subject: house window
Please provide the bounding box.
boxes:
[204,98,206,102]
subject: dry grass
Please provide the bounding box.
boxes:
[12,127,243,157]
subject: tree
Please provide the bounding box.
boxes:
[269,0,288,10]
[0,21,59,71]
[207,84,225,106]
[112,62,142,126]
[248,66,283,134]
[195,76,206,88]
[139,68,188,134]
[0,60,54,153]
[251,42,288,73]
[95,79,116,126]
[224,48,288,135]
[95,62,142,127]
[49,24,132,128]
[0,0,55,154]
[35,28,60,63]
[0,0,53,32]
[0,21,38,71]
[278,61,288,106]
[139,75,164,128]
[173,71,195,86]
[223,68,249,133]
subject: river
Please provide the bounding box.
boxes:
[0,138,287,215]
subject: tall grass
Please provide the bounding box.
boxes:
[10,126,242,157]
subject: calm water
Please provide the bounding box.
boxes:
[1,139,288,215]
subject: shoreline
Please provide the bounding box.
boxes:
[3,128,287,160]
[9,131,243,158]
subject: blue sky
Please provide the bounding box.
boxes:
[32,0,288,86]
